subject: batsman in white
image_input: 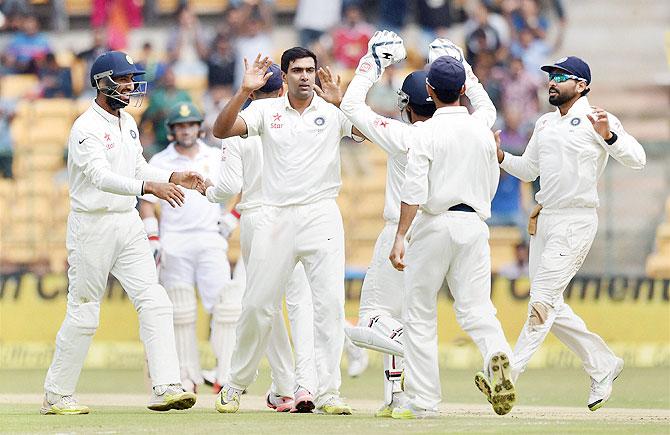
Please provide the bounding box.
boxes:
[42,51,201,414]
[138,101,233,393]
[492,56,646,411]
[385,42,516,418]
[339,33,498,417]
[211,48,365,415]
[205,64,318,413]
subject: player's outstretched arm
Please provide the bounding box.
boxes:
[340,30,410,155]
[428,38,496,128]
[213,54,274,139]
[143,181,185,208]
[169,171,205,190]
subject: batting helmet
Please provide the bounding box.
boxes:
[90,51,146,87]
[397,70,436,118]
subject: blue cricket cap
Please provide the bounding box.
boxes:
[427,55,466,94]
[541,56,591,85]
[258,64,283,93]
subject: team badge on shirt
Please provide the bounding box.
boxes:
[314,116,325,126]
[570,117,581,126]
[130,130,137,139]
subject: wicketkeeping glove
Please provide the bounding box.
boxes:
[355,30,406,83]
[428,38,479,90]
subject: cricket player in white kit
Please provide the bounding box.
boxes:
[493,56,646,411]
[139,102,232,393]
[388,53,516,418]
[211,49,363,414]
[339,34,498,417]
[42,51,201,414]
[204,64,318,412]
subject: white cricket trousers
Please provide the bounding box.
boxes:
[403,211,512,411]
[512,208,619,382]
[239,207,316,395]
[44,210,180,395]
[358,222,404,323]
[231,199,345,407]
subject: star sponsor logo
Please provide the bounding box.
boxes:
[103,132,114,150]
[271,112,283,129]
[358,61,372,73]
[373,117,389,128]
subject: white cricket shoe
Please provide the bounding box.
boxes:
[215,384,242,413]
[347,346,369,378]
[390,403,438,419]
[147,384,196,411]
[40,392,90,415]
[316,396,352,415]
[266,391,294,412]
[475,351,516,415]
[588,357,624,411]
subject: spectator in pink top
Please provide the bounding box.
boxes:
[331,3,374,69]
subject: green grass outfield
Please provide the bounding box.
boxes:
[1,366,668,434]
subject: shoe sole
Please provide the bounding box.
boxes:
[148,392,197,412]
[588,363,624,411]
[290,398,315,413]
[474,371,492,404]
[390,411,415,420]
[266,394,294,413]
[375,407,392,418]
[489,352,516,416]
[40,406,90,415]
[317,406,352,415]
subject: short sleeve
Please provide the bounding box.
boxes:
[238,99,265,138]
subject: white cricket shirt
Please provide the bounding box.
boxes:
[206,135,263,211]
[68,101,171,213]
[500,97,646,209]
[340,74,497,223]
[142,141,221,233]
[401,106,499,220]
[238,94,355,206]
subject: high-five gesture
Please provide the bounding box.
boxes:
[428,38,479,89]
[241,54,275,94]
[313,66,344,107]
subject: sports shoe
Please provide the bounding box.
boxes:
[475,352,516,415]
[40,392,90,415]
[588,357,624,411]
[147,384,196,411]
[215,384,242,413]
[376,392,405,418]
[316,396,352,415]
[390,404,438,419]
[202,369,217,386]
[347,346,369,378]
[289,387,315,413]
[266,391,294,412]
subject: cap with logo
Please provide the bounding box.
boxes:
[166,102,204,127]
[541,56,591,85]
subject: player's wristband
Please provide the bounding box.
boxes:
[230,209,241,220]
[605,131,618,145]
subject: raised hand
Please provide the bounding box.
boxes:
[241,54,274,93]
[355,30,406,82]
[313,66,343,107]
[428,38,478,88]
[586,106,612,140]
